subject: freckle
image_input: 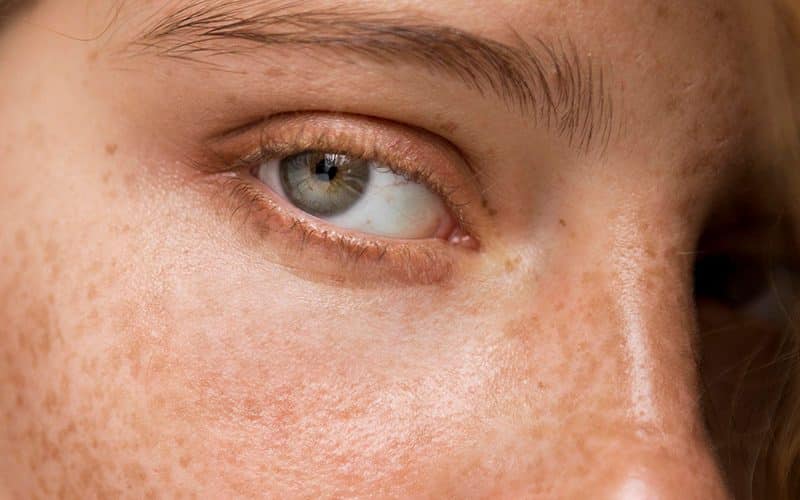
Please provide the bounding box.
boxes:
[101,171,112,185]
[43,390,59,412]
[656,5,670,19]
[50,263,61,280]
[87,50,99,62]
[713,9,727,22]
[87,285,98,300]
[44,239,59,263]
[14,229,27,250]
[123,173,136,189]
[179,455,192,468]
[124,463,148,483]
[105,143,118,156]
[440,120,459,134]
[504,258,518,272]
[481,198,498,217]
[264,67,286,79]
[503,314,540,341]
[559,218,567,227]
[665,96,680,113]
[243,397,262,421]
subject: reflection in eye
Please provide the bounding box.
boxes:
[279,152,371,216]
[257,151,455,240]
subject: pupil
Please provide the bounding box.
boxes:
[314,156,338,182]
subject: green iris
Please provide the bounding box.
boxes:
[280,152,372,217]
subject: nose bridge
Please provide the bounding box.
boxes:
[608,215,698,431]
[486,204,730,497]
[572,216,730,498]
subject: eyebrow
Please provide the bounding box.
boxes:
[0,0,32,28]
[127,1,618,153]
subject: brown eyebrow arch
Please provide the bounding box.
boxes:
[127,0,617,153]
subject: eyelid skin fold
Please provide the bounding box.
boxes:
[191,112,483,286]
[206,112,481,224]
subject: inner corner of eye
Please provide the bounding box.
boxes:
[252,150,474,246]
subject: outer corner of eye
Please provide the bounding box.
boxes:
[444,226,480,250]
[254,151,479,247]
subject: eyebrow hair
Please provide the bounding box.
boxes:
[128,1,618,153]
[0,0,33,28]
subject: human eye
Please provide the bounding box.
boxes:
[196,113,481,284]
[257,151,456,241]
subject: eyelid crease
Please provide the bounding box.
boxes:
[123,0,618,154]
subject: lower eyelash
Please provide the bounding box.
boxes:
[215,174,459,286]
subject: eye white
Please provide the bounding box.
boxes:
[258,158,450,239]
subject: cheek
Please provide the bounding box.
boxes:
[117,286,497,493]
[0,201,699,497]
[0,125,707,497]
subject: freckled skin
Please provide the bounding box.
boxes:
[0,0,788,498]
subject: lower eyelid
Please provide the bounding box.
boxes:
[211,173,460,286]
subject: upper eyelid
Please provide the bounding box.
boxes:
[204,112,478,194]
[198,112,487,233]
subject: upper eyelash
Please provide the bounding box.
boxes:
[225,124,477,237]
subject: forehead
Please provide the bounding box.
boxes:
[411,0,770,157]
[34,0,783,173]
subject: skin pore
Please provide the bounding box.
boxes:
[0,0,796,498]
